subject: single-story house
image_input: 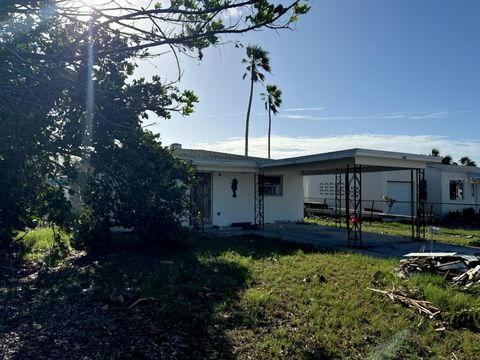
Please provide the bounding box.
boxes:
[426,163,480,216]
[173,145,439,239]
[304,163,480,218]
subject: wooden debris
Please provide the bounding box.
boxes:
[127,297,156,310]
[404,252,457,257]
[369,288,441,319]
[395,253,480,287]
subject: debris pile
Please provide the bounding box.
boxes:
[395,252,480,287]
[369,288,440,319]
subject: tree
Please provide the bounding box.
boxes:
[459,156,476,167]
[261,84,282,159]
[0,0,309,248]
[430,148,440,157]
[441,155,453,165]
[242,45,271,156]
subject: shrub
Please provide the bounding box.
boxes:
[447,210,462,222]
[463,207,476,222]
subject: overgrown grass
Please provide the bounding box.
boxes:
[3,234,480,358]
[15,227,72,261]
[305,216,480,247]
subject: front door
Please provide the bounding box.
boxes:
[191,172,212,225]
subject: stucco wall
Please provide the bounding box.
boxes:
[304,170,416,214]
[436,170,476,215]
[264,170,304,223]
[211,171,255,227]
[190,169,305,227]
[425,167,443,215]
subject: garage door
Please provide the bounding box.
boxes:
[386,181,412,216]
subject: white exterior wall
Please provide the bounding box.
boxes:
[264,170,304,224]
[190,168,305,227]
[211,171,255,227]
[305,167,480,218]
[437,170,476,215]
[304,170,414,214]
[425,167,443,216]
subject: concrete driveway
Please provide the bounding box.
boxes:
[244,223,480,258]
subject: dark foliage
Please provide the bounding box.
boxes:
[0,0,308,250]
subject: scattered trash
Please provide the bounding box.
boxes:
[369,287,441,319]
[81,286,101,294]
[428,226,441,235]
[395,253,480,287]
[108,288,138,306]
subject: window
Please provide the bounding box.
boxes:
[449,180,464,200]
[260,175,283,196]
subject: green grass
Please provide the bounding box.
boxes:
[15,227,72,261]
[305,216,480,247]
[3,233,479,359]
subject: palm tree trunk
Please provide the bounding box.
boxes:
[268,105,272,159]
[245,75,254,156]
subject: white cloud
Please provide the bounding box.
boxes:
[278,110,472,122]
[222,7,243,20]
[280,114,317,120]
[284,107,325,112]
[194,134,480,163]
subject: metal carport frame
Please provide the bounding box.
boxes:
[260,148,439,248]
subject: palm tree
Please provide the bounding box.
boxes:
[261,85,282,159]
[459,156,476,167]
[441,155,453,165]
[242,45,271,156]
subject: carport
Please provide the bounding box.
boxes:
[258,149,441,248]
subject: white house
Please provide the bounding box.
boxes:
[426,163,480,216]
[173,147,304,227]
[173,145,438,228]
[304,163,480,218]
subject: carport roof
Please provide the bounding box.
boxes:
[259,148,441,175]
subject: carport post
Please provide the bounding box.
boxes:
[410,170,415,240]
[345,165,350,246]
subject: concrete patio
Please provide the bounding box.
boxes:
[205,223,480,259]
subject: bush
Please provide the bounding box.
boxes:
[463,207,476,222]
[78,131,193,251]
[447,210,462,222]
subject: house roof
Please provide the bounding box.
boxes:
[173,148,267,162]
[173,147,441,174]
[427,163,480,174]
[172,148,268,171]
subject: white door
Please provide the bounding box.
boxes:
[387,181,412,216]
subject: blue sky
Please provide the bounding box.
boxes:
[136,0,480,161]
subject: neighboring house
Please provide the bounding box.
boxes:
[304,163,480,218]
[426,164,480,216]
[173,145,437,228]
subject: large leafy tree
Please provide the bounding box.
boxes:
[242,45,272,156]
[0,0,309,247]
[261,84,282,159]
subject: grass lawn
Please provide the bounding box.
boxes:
[14,227,71,261]
[305,216,480,248]
[1,230,480,359]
